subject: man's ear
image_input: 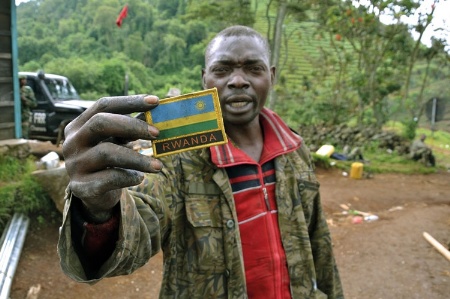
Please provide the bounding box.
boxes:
[270,66,276,85]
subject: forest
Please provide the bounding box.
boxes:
[16,0,450,137]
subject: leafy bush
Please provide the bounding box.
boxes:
[402,119,418,140]
[311,153,332,169]
[0,156,28,182]
[0,157,59,231]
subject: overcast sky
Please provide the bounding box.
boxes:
[354,0,449,50]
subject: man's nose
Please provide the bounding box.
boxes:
[227,69,250,89]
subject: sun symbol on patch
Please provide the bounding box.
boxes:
[195,100,206,111]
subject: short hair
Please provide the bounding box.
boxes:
[205,25,271,64]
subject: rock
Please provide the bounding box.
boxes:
[0,138,31,159]
[298,124,411,154]
[31,164,68,213]
[28,140,63,158]
[0,139,63,159]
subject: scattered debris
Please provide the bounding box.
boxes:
[388,206,404,212]
[340,204,372,217]
[326,219,336,227]
[364,215,379,222]
[26,284,41,299]
[352,216,364,224]
[340,203,378,223]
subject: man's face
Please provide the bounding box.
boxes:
[202,35,275,127]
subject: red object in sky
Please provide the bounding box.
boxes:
[116,5,128,27]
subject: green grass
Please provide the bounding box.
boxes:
[0,156,60,231]
[313,152,439,175]
[312,124,450,175]
[384,122,450,167]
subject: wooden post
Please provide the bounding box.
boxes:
[423,232,450,262]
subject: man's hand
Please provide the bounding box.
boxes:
[62,94,163,222]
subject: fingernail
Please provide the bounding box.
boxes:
[148,125,159,136]
[151,159,163,170]
[144,95,159,104]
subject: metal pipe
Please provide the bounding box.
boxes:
[0,214,30,299]
[0,215,29,299]
[0,214,22,282]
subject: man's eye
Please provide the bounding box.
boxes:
[213,66,230,73]
[248,65,264,72]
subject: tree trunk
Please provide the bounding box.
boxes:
[268,0,287,110]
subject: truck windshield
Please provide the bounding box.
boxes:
[44,77,81,100]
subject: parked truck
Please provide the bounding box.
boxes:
[19,70,95,144]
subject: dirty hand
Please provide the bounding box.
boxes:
[62,94,162,222]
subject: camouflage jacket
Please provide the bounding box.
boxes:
[59,146,343,299]
[20,85,37,121]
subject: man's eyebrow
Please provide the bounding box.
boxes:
[212,58,265,65]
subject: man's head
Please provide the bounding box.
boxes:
[420,134,426,141]
[19,74,27,86]
[204,26,271,66]
[202,26,275,128]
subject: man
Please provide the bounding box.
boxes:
[19,74,37,138]
[58,25,344,298]
[410,134,435,167]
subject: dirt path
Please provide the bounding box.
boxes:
[9,169,450,299]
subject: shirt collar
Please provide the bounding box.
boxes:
[210,108,302,167]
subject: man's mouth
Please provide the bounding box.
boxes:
[229,101,250,108]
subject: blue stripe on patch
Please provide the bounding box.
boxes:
[152,94,216,123]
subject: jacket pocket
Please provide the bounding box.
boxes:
[292,179,320,207]
[291,179,320,228]
[184,185,225,272]
[185,197,222,228]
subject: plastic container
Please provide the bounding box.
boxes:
[40,151,60,169]
[350,162,364,179]
[315,145,335,157]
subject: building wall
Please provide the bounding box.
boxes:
[0,0,19,141]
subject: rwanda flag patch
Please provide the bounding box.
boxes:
[145,88,227,157]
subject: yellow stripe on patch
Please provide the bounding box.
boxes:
[155,111,218,130]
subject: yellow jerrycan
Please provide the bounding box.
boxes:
[350,162,364,179]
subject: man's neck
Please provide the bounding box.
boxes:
[226,121,264,162]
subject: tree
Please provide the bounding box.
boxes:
[318,0,422,128]
[264,0,312,109]
[403,37,448,138]
[185,0,255,30]
[398,0,444,137]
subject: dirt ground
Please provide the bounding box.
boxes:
[9,168,450,299]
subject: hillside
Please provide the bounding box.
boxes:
[15,0,449,130]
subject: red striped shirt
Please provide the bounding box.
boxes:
[211,108,302,298]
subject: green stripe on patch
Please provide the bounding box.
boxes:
[159,119,219,139]
[155,111,217,131]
